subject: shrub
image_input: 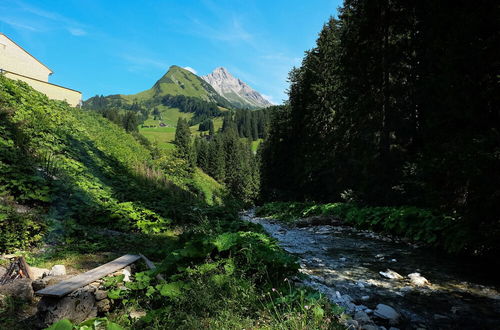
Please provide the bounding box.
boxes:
[0,202,45,252]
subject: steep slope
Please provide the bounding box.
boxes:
[0,75,226,252]
[202,67,272,109]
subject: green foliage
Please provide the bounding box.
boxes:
[0,69,343,330]
[0,74,227,253]
[46,318,124,330]
[174,117,196,169]
[257,201,471,253]
[96,218,341,329]
[260,1,500,256]
[0,201,45,252]
[194,124,260,204]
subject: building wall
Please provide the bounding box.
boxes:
[0,34,52,81]
[3,71,82,107]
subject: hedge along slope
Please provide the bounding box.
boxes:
[0,75,222,252]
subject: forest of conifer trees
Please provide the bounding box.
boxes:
[260,0,499,255]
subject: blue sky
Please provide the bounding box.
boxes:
[0,0,341,103]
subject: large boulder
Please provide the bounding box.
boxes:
[0,278,34,301]
[36,286,97,327]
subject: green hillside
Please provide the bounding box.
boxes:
[0,74,228,254]
[0,75,340,329]
[125,66,230,106]
[82,66,235,146]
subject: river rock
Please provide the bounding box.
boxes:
[379,269,403,280]
[408,273,430,286]
[50,265,66,276]
[36,286,96,326]
[344,319,359,329]
[354,311,372,324]
[361,325,379,330]
[0,278,34,301]
[374,304,400,324]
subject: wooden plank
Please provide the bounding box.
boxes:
[139,253,165,282]
[36,254,141,297]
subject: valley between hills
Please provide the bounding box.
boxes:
[0,1,499,329]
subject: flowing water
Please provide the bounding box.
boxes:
[241,210,500,330]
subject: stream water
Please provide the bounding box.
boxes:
[241,210,500,330]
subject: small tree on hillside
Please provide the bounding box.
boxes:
[174,118,196,170]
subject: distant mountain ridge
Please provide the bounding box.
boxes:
[202,67,272,109]
[124,65,231,108]
[84,65,273,123]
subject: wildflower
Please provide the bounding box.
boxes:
[304,305,310,310]
[272,288,277,292]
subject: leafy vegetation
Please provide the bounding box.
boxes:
[260,1,499,256]
[256,202,472,253]
[0,75,343,329]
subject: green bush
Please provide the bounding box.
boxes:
[0,202,45,252]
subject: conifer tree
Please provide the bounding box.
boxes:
[174,118,196,169]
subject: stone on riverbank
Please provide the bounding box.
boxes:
[379,269,403,280]
[374,304,400,324]
[408,273,430,286]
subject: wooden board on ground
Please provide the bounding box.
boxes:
[139,253,165,282]
[36,254,141,298]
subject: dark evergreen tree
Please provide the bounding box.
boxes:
[174,118,196,169]
[261,0,500,254]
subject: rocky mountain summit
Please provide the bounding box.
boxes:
[202,67,272,109]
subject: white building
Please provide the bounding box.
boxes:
[0,33,82,107]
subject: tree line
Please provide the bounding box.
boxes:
[260,1,499,254]
[175,117,259,203]
[161,95,223,125]
[197,107,276,141]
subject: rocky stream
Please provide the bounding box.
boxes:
[241,210,500,330]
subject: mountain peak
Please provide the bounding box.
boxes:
[202,67,271,109]
[214,66,228,72]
